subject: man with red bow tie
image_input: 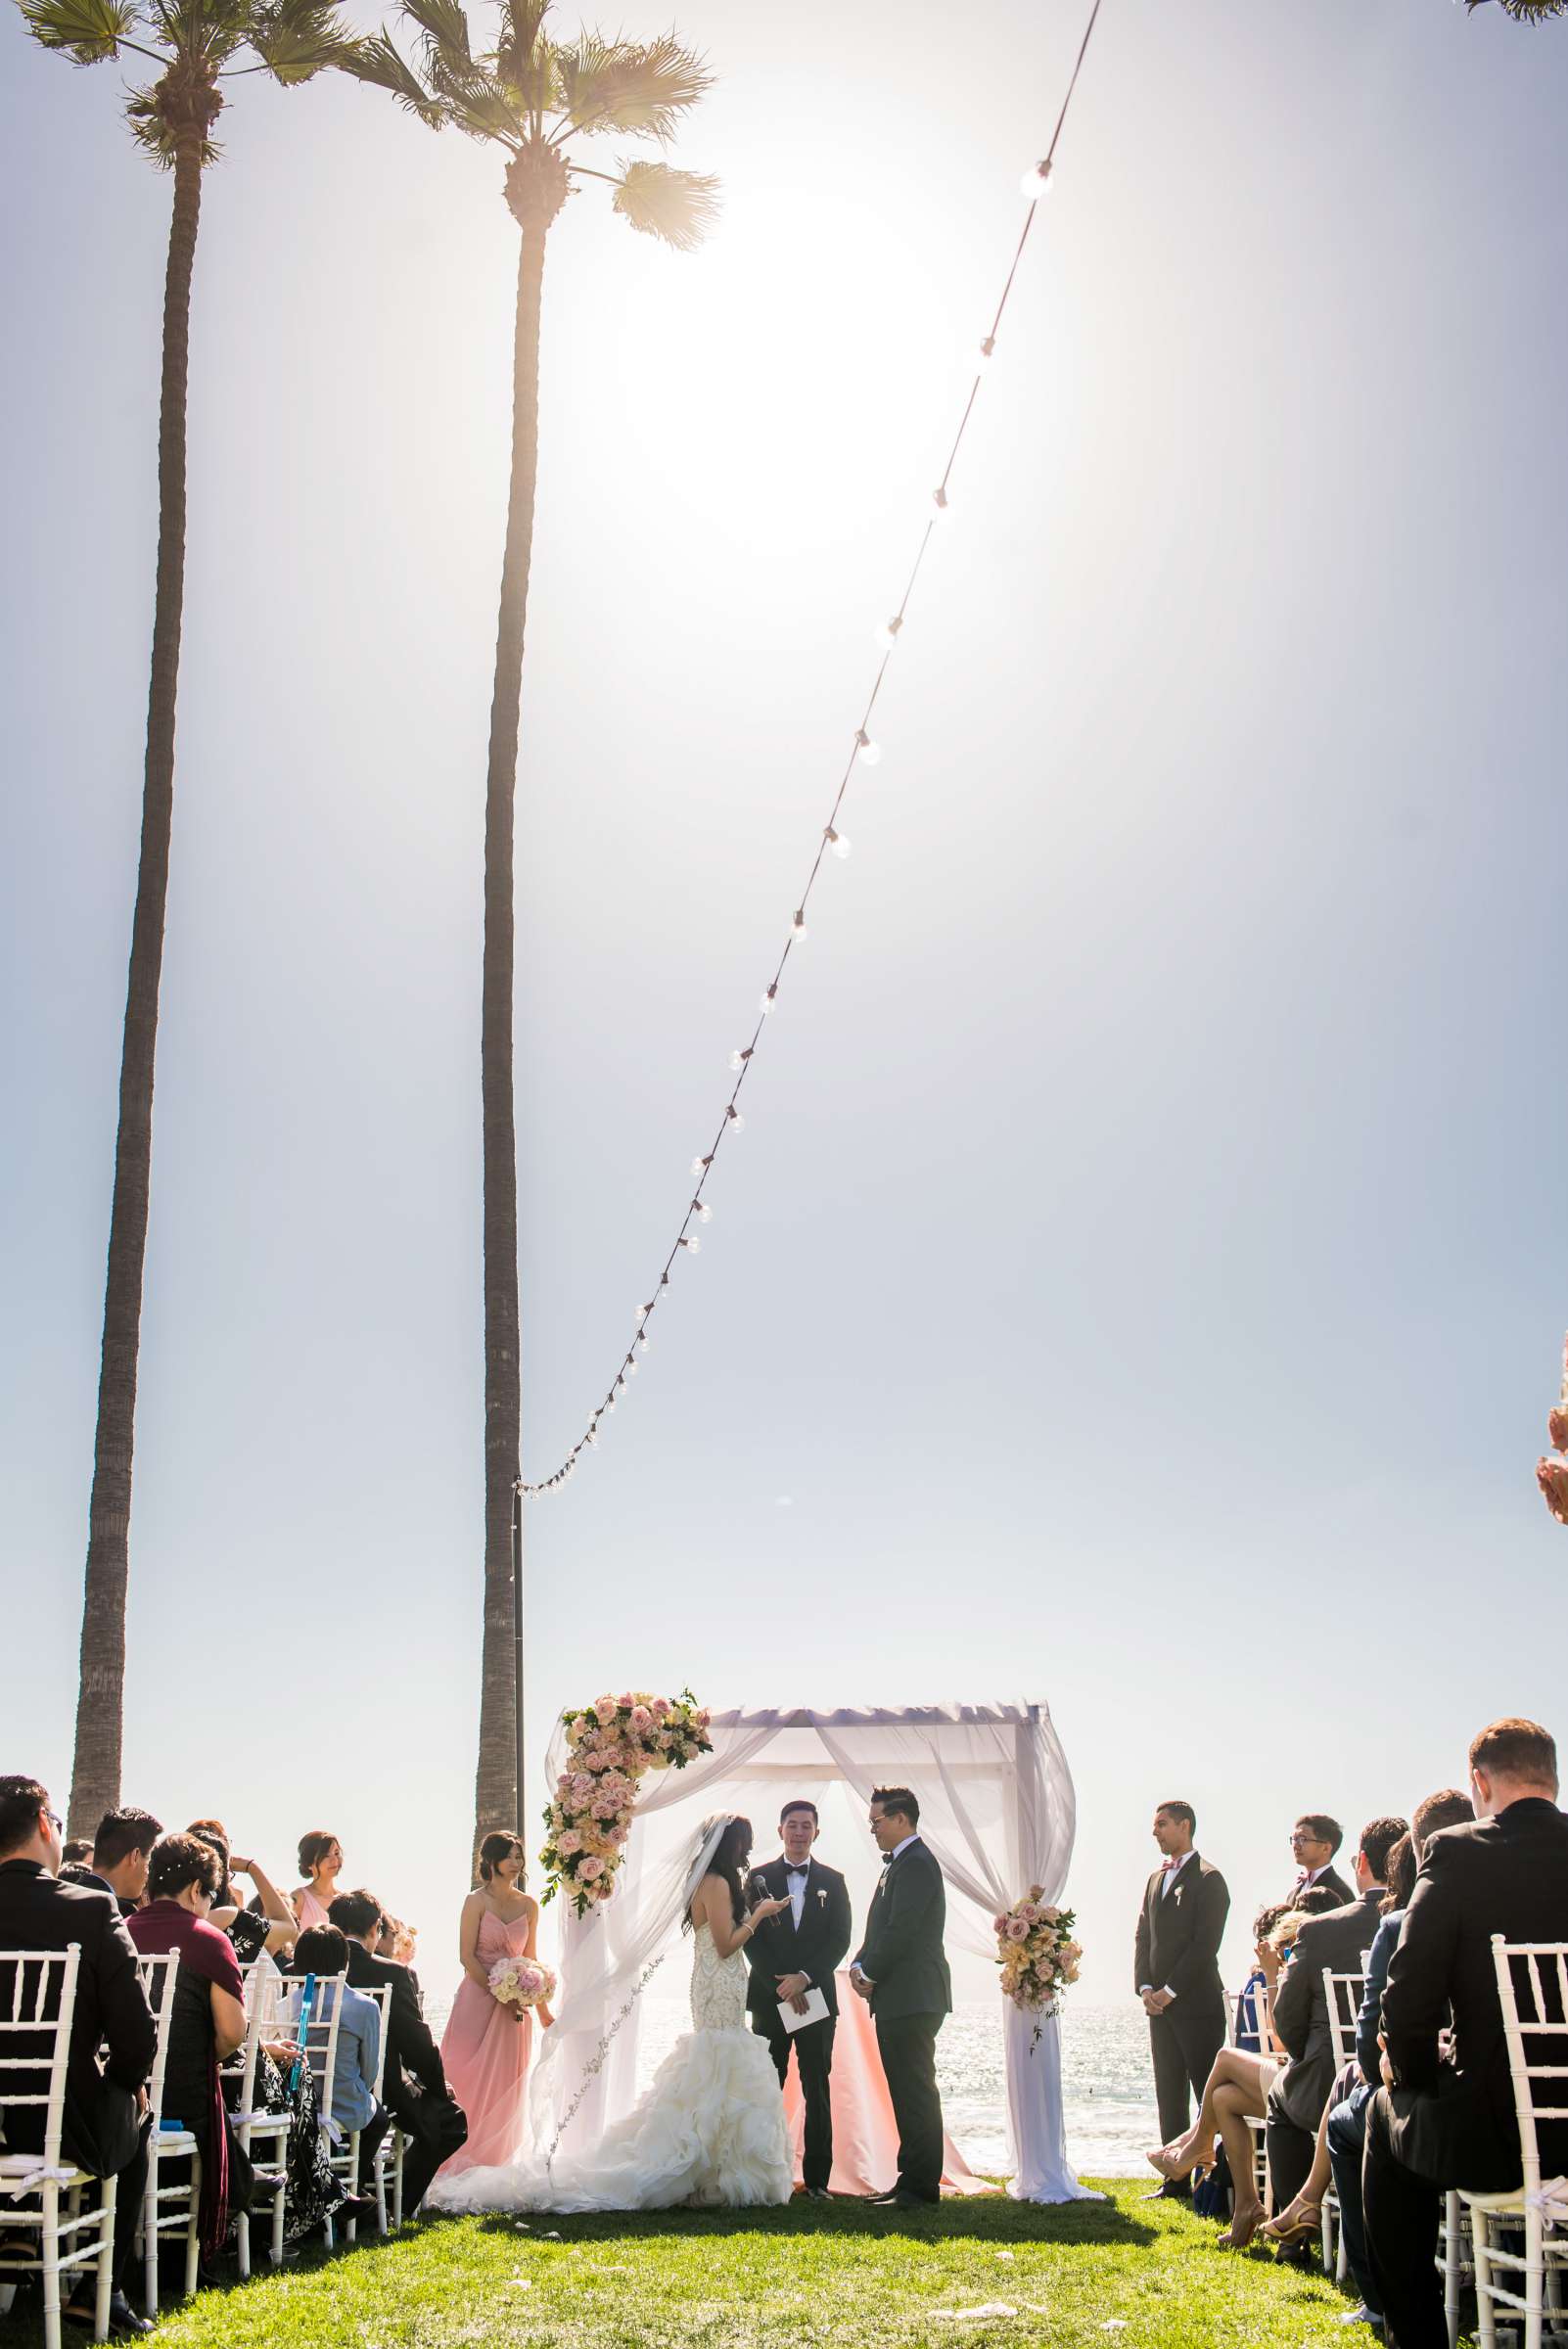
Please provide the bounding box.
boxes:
[1133,1800,1229,2196]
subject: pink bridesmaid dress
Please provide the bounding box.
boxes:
[438,1909,535,2175]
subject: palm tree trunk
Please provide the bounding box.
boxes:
[67,137,203,1841]
[475,218,550,1864]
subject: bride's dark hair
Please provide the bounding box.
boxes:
[683,1816,753,1931]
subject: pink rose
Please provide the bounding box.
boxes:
[1549,1405,1568,1454]
[1041,1906,1060,1924]
[1539,1458,1568,1526]
[1005,1916,1031,1943]
[696,1709,712,1728]
[578,1856,606,1880]
[607,1823,628,1845]
[556,1829,582,1856]
[652,1696,671,1720]
[629,1704,653,1732]
[1019,1903,1040,1925]
[594,1694,618,1725]
[617,1692,634,1710]
[656,1728,673,1749]
[992,1915,1008,1935]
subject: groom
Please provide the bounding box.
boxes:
[744,1801,853,2198]
[851,1785,951,2208]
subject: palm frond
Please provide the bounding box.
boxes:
[1468,0,1566,15]
[247,0,358,81]
[554,30,711,143]
[397,0,472,71]
[492,0,547,82]
[18,0,138,65]
[436,61,525,141]
[125,78,221,161]
[609,156,718,250]
[146,0,248,67]
[340,27,445,121]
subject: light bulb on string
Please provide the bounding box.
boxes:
[637,1332,650,1353]
[874,615,903,652]
[825,827,852,861]
[1021,158,1052,200]
[760,985,777,1015]
[624,1356,638,1378]
[726,1106,745,1130]
[692,1155,713,1178]
[932,485,953,523]
[855,729,882,767]
[729,1046,753,1071]
[976,334,996,369]
[791,910,808,940]
[692,1200,713,1223]
[679,1233,701,1255]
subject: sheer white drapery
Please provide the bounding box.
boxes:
[529,1701,1096,2204]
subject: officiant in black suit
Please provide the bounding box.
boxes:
[850,1786,952,2209]
[1133,1798,1229,2196]
[744,1802,853,2197]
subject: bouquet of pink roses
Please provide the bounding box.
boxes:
[488,1956,555,2011]
[994,1888,1082,2047]
[540,1687,714,1916]
[1538,1332,1568,1526]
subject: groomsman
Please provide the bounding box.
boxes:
[851,1786,952,2209]
[744,1802,853,2198]
[1133,1798,1229,2195]
[1284,1814,1355,1908]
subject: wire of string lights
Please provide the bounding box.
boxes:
[521,0,1108,1498]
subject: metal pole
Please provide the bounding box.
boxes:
[512,1476,526,1839]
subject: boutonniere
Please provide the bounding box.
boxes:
[816,1887,828,1909]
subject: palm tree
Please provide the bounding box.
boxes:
[1466,0,1566,18]
[15,0,353,1839]
[346,0,717,1860]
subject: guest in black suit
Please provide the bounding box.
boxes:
[1264,1814,1407,2215]
[1285,1814,1354,1909]
[744,1802,853,2199]
[1364,1718,1568,2349]
[83,1809,162,1919]
[1133,1799,1229,2197]
[329,1889,468,2215]
[850,1787,951,2208]
[0,1775,157,2338]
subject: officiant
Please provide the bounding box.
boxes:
[744,1801,853,2198]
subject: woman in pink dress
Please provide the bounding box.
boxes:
[438,1832,553,2176]
[289,1829,344,1930]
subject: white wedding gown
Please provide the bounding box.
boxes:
[434,1920,794,2214]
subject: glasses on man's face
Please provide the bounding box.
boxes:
[44,1812,63,1834]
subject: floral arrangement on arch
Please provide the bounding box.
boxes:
[994,1888,1082,2046]
[1537,1336,1568,1527]
[540,1689,714,1917]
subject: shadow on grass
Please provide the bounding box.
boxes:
[473,2192,1158,2249]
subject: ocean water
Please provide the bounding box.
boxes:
[636,1999,1159,2180]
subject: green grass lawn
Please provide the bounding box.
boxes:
[11,2183,1400,2348]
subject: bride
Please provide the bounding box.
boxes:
[434,1814,797,2213]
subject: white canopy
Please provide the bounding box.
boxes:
[530,1700,1094,2203]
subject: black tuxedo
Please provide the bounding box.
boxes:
[853,1839,952,2203]
[1364,1798,1568,2349]
[1133,1852,1229,2156]
[1266,1885,1384,2206]
[1288,1864,1355,1909]
[0,1858,156,2292]
[744,1856,853,2191]
[344,1943,467,2213]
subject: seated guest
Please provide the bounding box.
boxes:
[286,1924,391,2180]
[1147,1906,1303,2244]
[1365,1719,1568,2349]
[1234,1903,1290,2051]
[186,1822,296,1962]
[128,1832,253,2277]
[0,1775,156,2338]
[88,1808,163,1916]
[1267,1795,1472,2322]
[62,1838,94,1867]
[1286,1814,1355,1908]
[330,1889,467,2213]
[290,1833,344,1932]
[1265,1815,1408,2216]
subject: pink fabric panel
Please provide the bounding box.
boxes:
[780,1970,984,2195]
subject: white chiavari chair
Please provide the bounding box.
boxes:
[1240,1976,1280,2208]
[280,1968,351,2249]
[332,1981,392,2241]
[1319,1967,1366,2280]
[0,1945,116,2349]
[135,1952,201,2312]
[233,1956,292,2276]
[1461,1938,1568,2349]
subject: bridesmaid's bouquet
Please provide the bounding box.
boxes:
[541,1688,715,1916]
[489,1956,556,2011]
[994,1889,1082,2047]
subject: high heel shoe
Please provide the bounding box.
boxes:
[1261,2201,1322,2248]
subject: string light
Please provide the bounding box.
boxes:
[519,0,1107,1497]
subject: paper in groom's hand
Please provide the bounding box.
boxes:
[777,1988,830,2035]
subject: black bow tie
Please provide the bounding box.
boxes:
[787,1866,807,1877]
[880,1851,894,1866]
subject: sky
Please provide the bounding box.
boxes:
[2,0,1567,2023]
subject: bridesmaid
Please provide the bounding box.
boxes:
[438,1832,553,2176]
[290,1830,344,1930]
